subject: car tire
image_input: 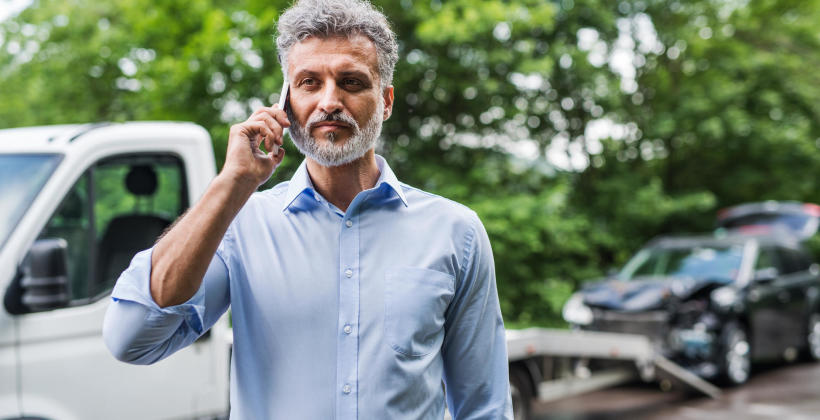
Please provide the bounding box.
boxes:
[509,365,532,420]
[719,321,751,386]
[805,313,820,361]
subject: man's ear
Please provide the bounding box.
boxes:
[382,86,394,120]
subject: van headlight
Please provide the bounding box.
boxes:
[562,293,593,325]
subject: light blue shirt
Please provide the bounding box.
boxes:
[104,155,513,419]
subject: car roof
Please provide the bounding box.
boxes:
[647,231,801,250]
[717,201,820,220]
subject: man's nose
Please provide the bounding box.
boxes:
[317,84,344,115]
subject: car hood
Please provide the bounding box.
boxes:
[581,276,727,312]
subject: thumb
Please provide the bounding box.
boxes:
[269,147,286,167]
[262,149,283,172]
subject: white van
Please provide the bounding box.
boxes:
[0,122,231,420]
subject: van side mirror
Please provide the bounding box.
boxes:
[753,267,779,284]
[4,238,70,314]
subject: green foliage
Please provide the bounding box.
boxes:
[472,180,608,326]
[623,0,820,208]
[2,0,820,327]
[0,0,299,175]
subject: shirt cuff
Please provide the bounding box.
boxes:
[110,247,206,335]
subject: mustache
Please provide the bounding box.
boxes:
[306,111,359,131]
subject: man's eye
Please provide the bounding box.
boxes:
[343,79,362,87]
[301,78,317,86]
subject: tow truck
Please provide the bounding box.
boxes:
[0,122,231,420]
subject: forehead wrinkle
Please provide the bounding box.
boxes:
[287,34,380,84]
[292,58,373,80]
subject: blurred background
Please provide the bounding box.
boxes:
[2,0,819,332]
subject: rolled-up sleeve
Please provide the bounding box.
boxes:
[441,213,513,419]
[103,246,231,365]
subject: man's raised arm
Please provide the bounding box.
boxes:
[150,106,289,307]
[103,106,289,362]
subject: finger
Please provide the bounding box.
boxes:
[251,105,288,123]
[263,147,285,172]
[269,146,286,166]
[268,104,291,128]
[243,121,274,150]
[256,113,284,146]
[247,114,274,151]
[253,117,274,153]
[250,106,272,119]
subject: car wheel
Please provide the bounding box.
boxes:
[806,313,820,360]
[509,366,532,420]
[719,322,751,386]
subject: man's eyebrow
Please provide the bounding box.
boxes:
[292,69,320,79]
[338,70,372,80]
[291,68,374,80]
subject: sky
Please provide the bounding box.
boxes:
[0,0,30,22]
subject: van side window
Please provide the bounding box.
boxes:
[39,174,91,301]
[38,154,187,304]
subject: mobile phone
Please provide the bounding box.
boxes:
[271,79,290,156]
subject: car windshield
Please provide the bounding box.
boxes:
[618,244,745,283]
[0,154,62,248]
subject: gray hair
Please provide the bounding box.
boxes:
[276,0,399,89]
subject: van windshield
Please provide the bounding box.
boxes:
[0,154,62,249]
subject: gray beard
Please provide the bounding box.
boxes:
[287,102,384,167]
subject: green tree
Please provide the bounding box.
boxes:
[4,0,820,326]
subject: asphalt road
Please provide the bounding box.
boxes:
[532,360,820,419]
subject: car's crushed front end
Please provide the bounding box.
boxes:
[563,236,751,381]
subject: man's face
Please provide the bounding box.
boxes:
[285,34,394,167]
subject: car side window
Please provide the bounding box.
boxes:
[776,247,811,275]
[754,247,779,272]
[38,154,187,304]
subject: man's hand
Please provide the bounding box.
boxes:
[149,105,290,307]
[221,104,290,190]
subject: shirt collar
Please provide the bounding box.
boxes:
[373,154,408,207]
[282,154,408,212]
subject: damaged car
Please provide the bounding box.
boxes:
[562,232,820,385]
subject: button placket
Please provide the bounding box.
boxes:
[336,212,359,418]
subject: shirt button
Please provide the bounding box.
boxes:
[343,384,352,394]
[343,324,352,334]
[345,220,353,228]
[344,269,353,278]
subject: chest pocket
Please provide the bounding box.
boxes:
[384,267,455,357]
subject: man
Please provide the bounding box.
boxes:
[103,0,512,418]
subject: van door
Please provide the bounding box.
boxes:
[0,153,63,418]
[0,317,18,416]
[15,153,228,420]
